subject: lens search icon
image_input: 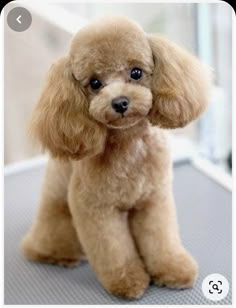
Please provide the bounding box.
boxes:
[202,273,229,301]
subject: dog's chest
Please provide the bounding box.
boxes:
[84,139,156,209]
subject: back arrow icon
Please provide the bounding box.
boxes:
[16,15,22,24]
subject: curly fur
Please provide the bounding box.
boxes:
[21,16,211,299]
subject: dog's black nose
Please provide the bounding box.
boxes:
[111,96,129,114]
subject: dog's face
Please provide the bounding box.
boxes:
[70,17,153,129]
[30,16,211,159]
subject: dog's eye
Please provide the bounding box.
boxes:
[130,68,142,80]
[89,78,102,90]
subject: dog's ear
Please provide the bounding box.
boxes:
[29,57,106,160]
[147,34,212,128]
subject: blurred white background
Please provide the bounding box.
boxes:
[4,2,233,176]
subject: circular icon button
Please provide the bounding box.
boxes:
[202,273,229,302]
[7,7,32,32]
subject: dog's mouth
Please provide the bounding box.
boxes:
[106,114,143,129]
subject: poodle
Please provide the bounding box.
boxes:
[21,16,211,299]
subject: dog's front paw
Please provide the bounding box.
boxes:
[21,235,82,268]
[153,251,198,289]
[104,261,150,299]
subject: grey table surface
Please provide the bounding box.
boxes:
[4,161,232,305]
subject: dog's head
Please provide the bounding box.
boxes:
[30,16,211,159]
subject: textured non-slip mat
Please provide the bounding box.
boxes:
[4,162,232,304]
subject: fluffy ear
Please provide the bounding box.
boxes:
[29,57,106,159]
[147,34,212,128]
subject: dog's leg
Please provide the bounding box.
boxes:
[68,190,150,299]
[21,159,84,267]
[129,191,198,289]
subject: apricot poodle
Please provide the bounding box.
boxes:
[21,16,211,299]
